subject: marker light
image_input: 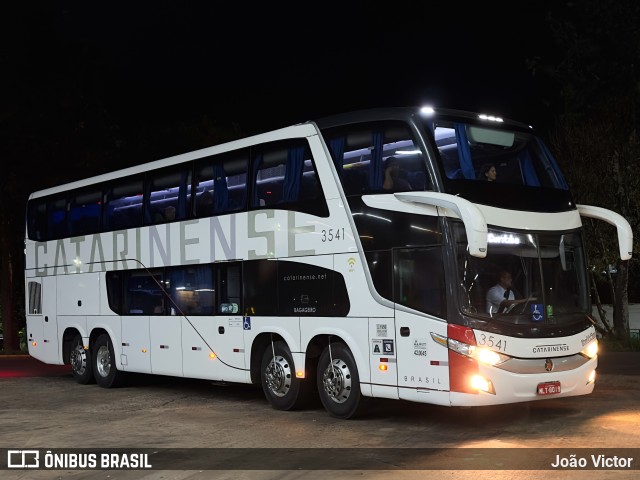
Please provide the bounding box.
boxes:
[32,341,37,347]
[296,370,305,378]
[471,375,496,394]
[580,340,598,359]
[141,348,147,353]
[379,364,388,371]
[587,370,596,384]
[209,352,217,360]
[420,106,435,115]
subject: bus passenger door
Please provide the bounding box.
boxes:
[214,262,245,382]
[394,247,450,405]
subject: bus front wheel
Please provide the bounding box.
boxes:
[70,334,94,385]
[260,340,309,410]
[93,334,126,388]
[317,342,366,419]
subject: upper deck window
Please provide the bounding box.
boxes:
[434,122,567,189]
[430,120,574,212]
[322,121,431,196]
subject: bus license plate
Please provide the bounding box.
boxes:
[537,381,561,396]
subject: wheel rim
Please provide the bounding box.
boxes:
[96,344,112,378]
[70,343,87,376]
[322,359,352,404]
[264,355,291,398]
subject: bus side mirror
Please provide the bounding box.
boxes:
[395,192,488,258]
[577,205,633,261]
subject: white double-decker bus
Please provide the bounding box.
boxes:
[25,106,633,418]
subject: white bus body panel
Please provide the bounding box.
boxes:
[395,310,450,405]
[181,317,221,381]
[150,315,183,377]
[57,273,101,316]
[367,317,398,399]
[120,316,151,373]
[214,315,246,382]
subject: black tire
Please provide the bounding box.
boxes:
[70,334,94,385]
[260,340,310,410]
[92,334,126,388]
[317,342,366,419]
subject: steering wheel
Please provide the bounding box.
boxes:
[516,293,539,315]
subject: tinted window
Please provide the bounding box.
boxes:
[243,259,278,316]
[323,121,431,196]
[69,189,102,236]
[395,247,446,318]
[106,271,124,314]
[194,149,248,217]
[27,200,47,241]
[167,265,214,315]
[145,168,191,225]
[365,250,392,301]
[217,262,242,314]
[124,269,164,315]
[105,178,144,231]
[251,139,328,216]
[48,197,68,239]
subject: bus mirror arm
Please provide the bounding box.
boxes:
[395,192,488,258]
[577,204,633,261]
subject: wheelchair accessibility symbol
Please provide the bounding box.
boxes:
[243,317,251,330]
[531,304,544,322]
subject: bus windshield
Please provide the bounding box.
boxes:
[454,223,590,326]
[432,120,566,188]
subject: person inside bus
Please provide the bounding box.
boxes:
[383,156,412,191]
[153,204,177,223]
[486,270,530,314]
[479,163,497,182]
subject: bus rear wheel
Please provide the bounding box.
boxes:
[93,334,125,388]
[70,334,94,385]
[317,342,366,419]
[260,340,309,410]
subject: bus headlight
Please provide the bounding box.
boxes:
[431,333,509,366]
[472,347,509,366]
[580,340,598,359]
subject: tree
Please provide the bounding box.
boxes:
[531,1,640,340]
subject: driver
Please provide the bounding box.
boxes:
[486,270,529,315]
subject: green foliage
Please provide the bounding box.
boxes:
[600,332,640,352]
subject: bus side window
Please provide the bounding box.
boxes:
[243,259,278,316]
[394,247,446,318]
[194,150,248,218]
[216,262,242,314]
[168,265,214,315]
[104,178,144,231]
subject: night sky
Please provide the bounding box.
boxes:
[4,2,562,151]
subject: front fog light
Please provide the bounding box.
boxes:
[471,375,495,394]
